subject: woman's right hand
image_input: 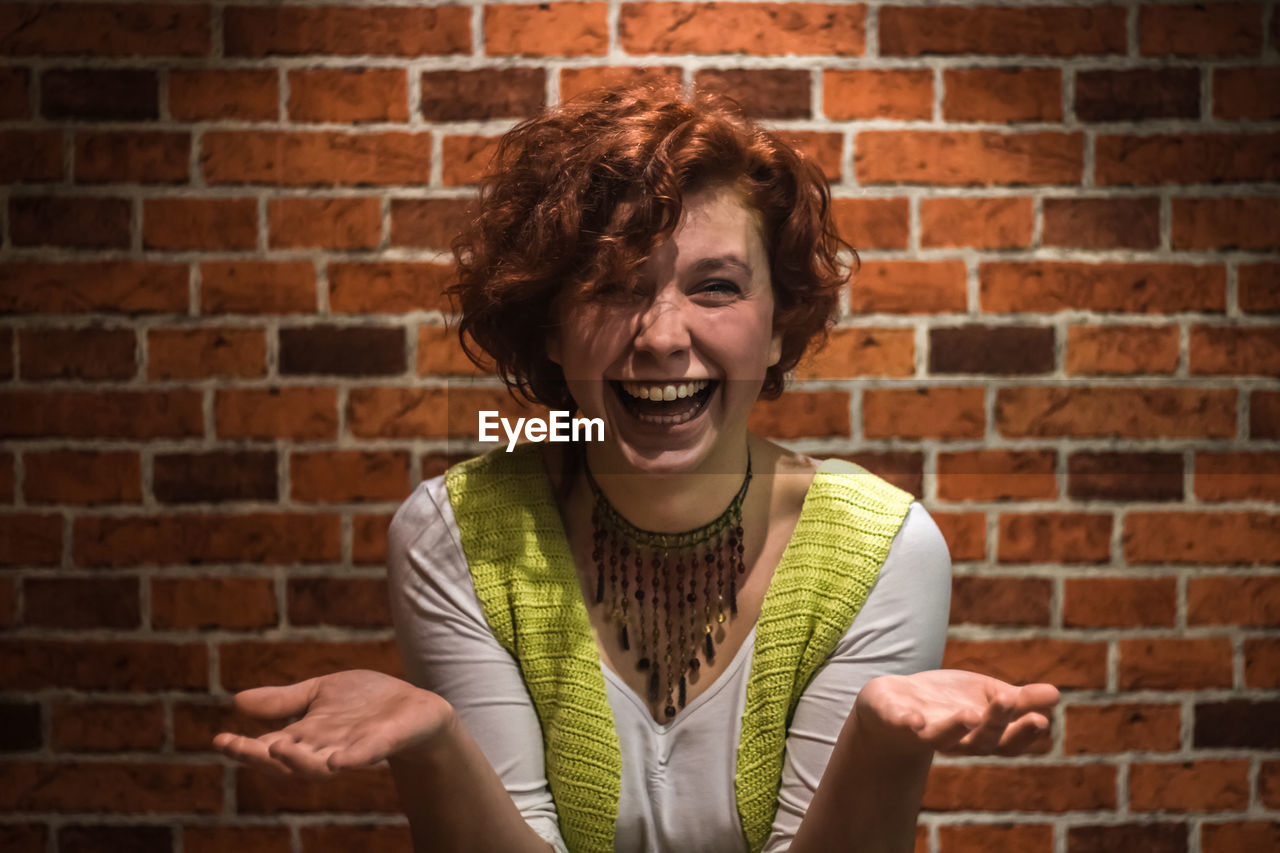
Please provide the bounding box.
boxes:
[212,669,454,777]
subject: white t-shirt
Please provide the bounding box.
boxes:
[388,475,951,853]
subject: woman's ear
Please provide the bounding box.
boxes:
[767,331,783,368]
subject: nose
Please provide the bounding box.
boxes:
[632,292,691,359]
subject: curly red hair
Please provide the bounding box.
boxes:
[450,81,851,410]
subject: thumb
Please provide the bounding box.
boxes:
[234,678,320,720]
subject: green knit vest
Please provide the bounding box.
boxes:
[446,445,913,853]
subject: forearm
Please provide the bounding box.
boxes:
[388,705,555,853]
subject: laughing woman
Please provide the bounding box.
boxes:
[215,84,1058,853]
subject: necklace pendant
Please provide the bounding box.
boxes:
[620,623,630,651]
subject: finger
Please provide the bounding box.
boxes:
[1011,683,1060,715]
[213,732,293,776]
[962,691,1021,753]
[921,708,981,752]
[267,735,338,777]
[993,713,1051,756]
[234,679,320,720]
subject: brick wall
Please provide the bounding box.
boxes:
[1,2,1278,851]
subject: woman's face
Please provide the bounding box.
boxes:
[547,185,781,475]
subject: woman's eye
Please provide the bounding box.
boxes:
[700,279,740,296]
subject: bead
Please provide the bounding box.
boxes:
[689,657,700,671]
[637,657,650,670]
[620,624,629,651]
[635,589,644,600]
[678,676,687,708]
[665,704,676,718]
[686,592,696,603]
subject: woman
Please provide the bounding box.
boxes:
[215,83,1058,853]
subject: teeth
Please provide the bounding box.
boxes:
[620,380,710,401]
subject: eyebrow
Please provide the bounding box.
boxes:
[690,255,754,278]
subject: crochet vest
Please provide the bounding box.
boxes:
[446,445,913,853]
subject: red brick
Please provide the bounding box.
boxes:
[1097,132,1280,185]
[1188,576,1280,626]
[288,577,391,628]
[997,387,1235,439]
[0,67,30,118]
[418,325,491,376]
[170,69,277,121]
[831,198,909,250]
[9,196,130,249]
[353,513,394,565]
[920,197,1033,249]
[1139,3,1263,57]
[1065,325,1179,375]
[930,325,1054,375]
[0,826,42,850]
[1130,760,1249,811]
[0,329,9,381]
[560,66,683,102]
[850,260,967,314]
[234,766,399,814]
[1175,197,1280,250]
[1202,822,1280,853]
[74,514,341,568]
[1246,639,1280,688]
[0,640,207,690]
[422,68,546,121]
[622,2,864,56]
[288,68,407,123]
[52,700,164,751]
[152,450,277,503]
[172,700,275,752]
[299,825,412,852]
[1253,391,1280,438]
[347,386,545,440]
[224,6,469,57]
[1119,638,1234,690]
[694,68,811,119]
[291,451,411,503]
[1063,577,1177,628]
[1065,704,1181,755]
[0,261,187,314]
[58,826,171,853]
[982,262,1225,313]
[18,327,135,381]
[949,576,1051,627]
[74,130,189,184]
[1125,511,1280,565]
[0,390,202,440]
[1240,263,1280,313]
[1214,67,1280,119]
[483,2,607,57]
[0,514,61,566]
[794,327,913,379]
[944,68,1061,122]
[183,826,291,853]
[1043,197,1160,250]
[329,262,452,313]
[279,326,405,377]
[937,450,1056,502]
[0,761,221,812]
[1266,761,1280,808]
[1067,823,1188,853]
[747,391,850,439]
[0,4,210,56]
[147,327,266,380]
[1075,69,1200,121]
[202,131,432,186]
[268,197,381,250]
[215,387,338,441]
[997,512,1111,564]
[863,387,984,440]
[857,131,1082,186]
[201,261,316,314]
[219,640,401,692]
[41,68,157,121]
[389,199,473,250]
[0,454,12,503]
[776,130,842,182]
[1072,455,1185,507]
[943,639,1106,689]
[24,451,141,505]
[938,824,1053,853]
[0,130,62,182]
[143,198,257,251]
[824,69,929,120]
[442,134,499,187]
[924,765,1115,811]
[0,579,14,626]
[880,6,1125,56]
[151,577,278,631]
[838,451,923,498]
[1195,451,1280,501]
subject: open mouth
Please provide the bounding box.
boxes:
[611,379,717,426]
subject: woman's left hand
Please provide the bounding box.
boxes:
[854,670,1059,757]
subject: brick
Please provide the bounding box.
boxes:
[74,514,340,568]
[1065,324,1179,375]
[1195,700,1280,749]
[997,388,1235,439]
[943,639,1106,689]
[18,327,135,380]
[299,825,413,852]
[937,450,1055,502]
[215,387,338,441]
[74,130,189,184]
[850,260,967,314]
[235,766,399,814]
[929,325,1053,375]
[997,512,1111,564]
[442,134,499,187]
[794,327,913,379]
[0,67,30,118]
[0,701,41,751]
[347,386,546,440]
[24,451,142,506]
[938,824,1053,853]
[880,6,1125,56]
[288,68,407,123]
[920,197,1033,249]
[418,325,491,376]
[923,765,1114,811]
[776,130,842,182]
[389,199,473,250]
[1119,638,1234,690]
[831,198,910,250]
[268,197,381,250]
[172,700,275,752]
[290,451,410,504]
[1097,132,1280,185]
[982,262,1225,313]
[353,514,394,565]
[0,330,10,381]
[1065,704,1181,755]
[1240,263,1280,313]
[1267,761,1280,808]
[1067,452,1183,502]
[0,514,61,566]
[837,450,923,498]
[24,577,140,629]
[0,390,202,440]
[1139,3,1263,57]
[0,130,62,182]
[560,66,683,103]
[944,68,1061,122]
[1075,69,1199,121]
[863,387,984,439]
[1188,576,1280,626]
[41,68,157,120]
[824,69,929,120]
[147,327,266,380]
[0,261,187,314]
[153,450,278,503]
[1253,391,1280,438]
[219,640,401,692]
[170,69,277,121]
[279,326,405,377]
[0,761,221,812]
[288,577,391,628]
[0,579,14,626]
[421,68,545,121]
[1131,760,1249,811]
[1124,511,1280,565]
[622,2,864,56]
[1174,198,1280,251]
[224,6,469,57]
[857,131,1082,186]
[484,1,607,56]
[201,261,315,314]
[1063,577,1176,628]
[329,261,453,313]
[202,131,432,186]
[1252,640,1280,688]
[0,825,43,850]
[151,577,277,631]
[1067,824,1187,853]
[0,640,207,690]
[0,454,12,502]
[949,576,1050,627]
[1043,197,1160,250]
[1202,823,1280,853]
[1214,67,1280,119]
[60,826,171,853]
[143,198,257,251]
[694,68,811,119]
[1195,452,1280,501]
[51,701,164,752]
[0,3,208,56]
[184,826,291,853]
[9,196,131,249]
[748,391,850,439]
